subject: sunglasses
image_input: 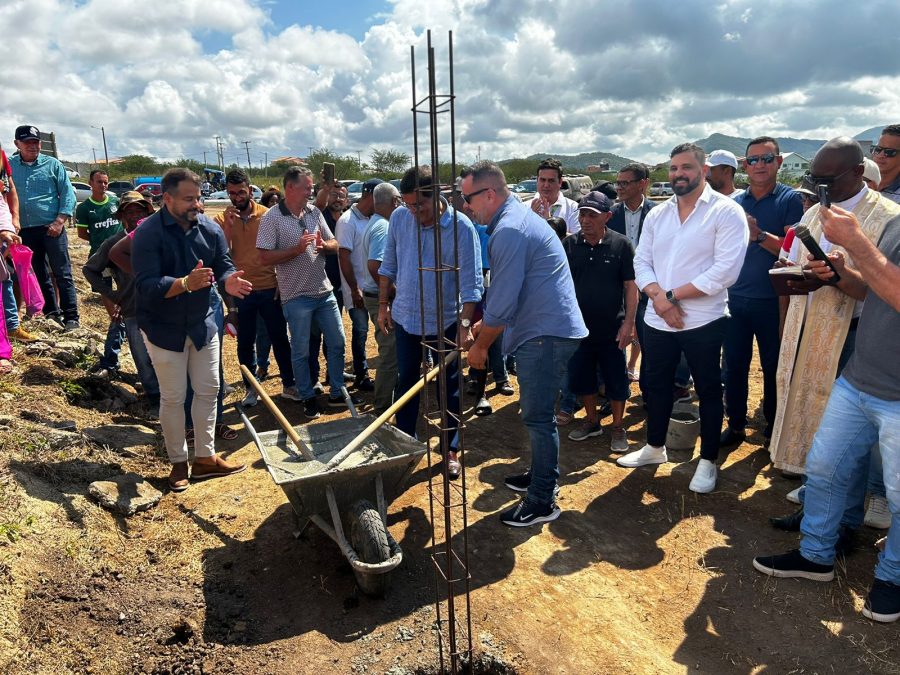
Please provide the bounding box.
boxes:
[461,187,491,204]
[872,145,899,159]
[802,165,857,188]
[745,153,777,166]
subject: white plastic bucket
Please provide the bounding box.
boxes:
[666,402,700,451]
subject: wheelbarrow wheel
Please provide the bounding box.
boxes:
[348,499,392,597]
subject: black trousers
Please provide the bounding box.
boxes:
[642,318,726,461]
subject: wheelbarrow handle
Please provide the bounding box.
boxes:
[323,351,458,471]
[239,364,319,464]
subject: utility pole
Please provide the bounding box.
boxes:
[214,135,224,174]
[92,148,98,166]
[355,150,362,172]
[203,150,207,167]
[264,152,268,180]
[308,146,314,160]
[242,140,252,172]
[91,125,109,167]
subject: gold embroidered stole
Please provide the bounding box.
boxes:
[769,191,898,472]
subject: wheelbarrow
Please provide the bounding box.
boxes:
[237,359,453,596]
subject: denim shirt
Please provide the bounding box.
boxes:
[9,152,76,228]
[133,207,236,351]
[484,195,587,353]
[379,198,483,336]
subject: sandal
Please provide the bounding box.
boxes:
[627,369,640,382]
[216,424,238,440]
[0,358,13,375]
[556,410,574,426]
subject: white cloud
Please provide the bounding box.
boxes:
[0,0,896,168]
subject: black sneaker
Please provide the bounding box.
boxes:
[354,376,374,392]
[673,386,692,404]
[500,499,561,527]
[303,397,321,419]
[720,426,746,447]
[504,469,531,492]
[752,549,834,582]
[496,380,515,396]
[598,398,612,418]
[63,319,80,332]
[863,579,900,623]
[770,507,804,532]
[327,393,361,408]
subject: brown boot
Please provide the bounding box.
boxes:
[168,462,189,492]
[191,455,246,481]
[9,326,37,343]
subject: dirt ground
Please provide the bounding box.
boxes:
[0,217,897,674]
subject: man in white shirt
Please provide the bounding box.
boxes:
[617,143,748,494]
[337,178,383,390]
[706,150,744,198]
[529,158,580,234]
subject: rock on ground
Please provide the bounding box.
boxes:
[88,472,162,516]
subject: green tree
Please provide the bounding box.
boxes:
[370,148,411,174]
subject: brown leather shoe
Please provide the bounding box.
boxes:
[191,455,246,481]
[446,451,461,481]
[168,462,189,492]
[9,326,37,343]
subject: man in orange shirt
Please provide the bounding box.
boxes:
[214,169,297,407]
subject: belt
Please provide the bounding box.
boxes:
[363,291,379,298]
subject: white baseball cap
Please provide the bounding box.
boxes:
[706,149,738,170]
[863,157,881,185]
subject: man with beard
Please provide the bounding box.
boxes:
[82,191,160,416]
[617,143,747,494]
[529,158,580,234]
[214,169,297,407]
[873,124,900,204]
[721,138,803,448]
[133,168,252,491]
[705,150,743,198]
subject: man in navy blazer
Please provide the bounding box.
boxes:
[608,162,657,248]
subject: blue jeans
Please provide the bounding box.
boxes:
[283,293,346,399]
[124,317,159,397]
[2,278,18,330]
[348,306,370,378]
[308,290,342,383]
[723,295,780,430]
[516,336,580,507]
[99,279,125,369]
[255,319,271,373]
[235,288,294,387]
[800,376,900,583]
[18,226,79,322]
[394,321,460,449]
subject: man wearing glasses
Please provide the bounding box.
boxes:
[377,166,483,480]
[872,124,900,204]
[461,162,587,526]
[721,137,803,449]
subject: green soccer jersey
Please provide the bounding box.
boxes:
[75,194,122,256]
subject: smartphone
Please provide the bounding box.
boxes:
[794,224,841,283]
[816,184,830,209]
[323,162,335,185]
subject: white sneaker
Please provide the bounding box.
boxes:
[864,495,892,530]
[689,458,717,494]
[616,444,667,468]
[786,486,803,504]
[241,390,259,408]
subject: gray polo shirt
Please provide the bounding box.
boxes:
[256,201,335,304]
[842,215,900,400]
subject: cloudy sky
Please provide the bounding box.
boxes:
[1,0,896,167]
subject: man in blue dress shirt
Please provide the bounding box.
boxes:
[461,162,588,527]
[133,168,252,492]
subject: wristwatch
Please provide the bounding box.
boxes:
[755,230,768,244]
[460,318,472,328]
[665,289,679,304]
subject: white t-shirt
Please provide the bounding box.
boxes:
[336,205,371,307]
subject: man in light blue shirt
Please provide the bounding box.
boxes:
[378,166,483,480]
[462,162,588,527]
[9,124,79,329]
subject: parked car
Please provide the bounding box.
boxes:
[511,179,537,202]
[71,181,93,202]
[346,181,364,204]
[561,174,593,202]
[650,182,673,197]
[108,180,135,197]
[207,184,263,201]
[136,182,163,204]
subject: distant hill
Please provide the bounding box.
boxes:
[695,126,890,160]
[854,125,886,143]
[508,151,638,172]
